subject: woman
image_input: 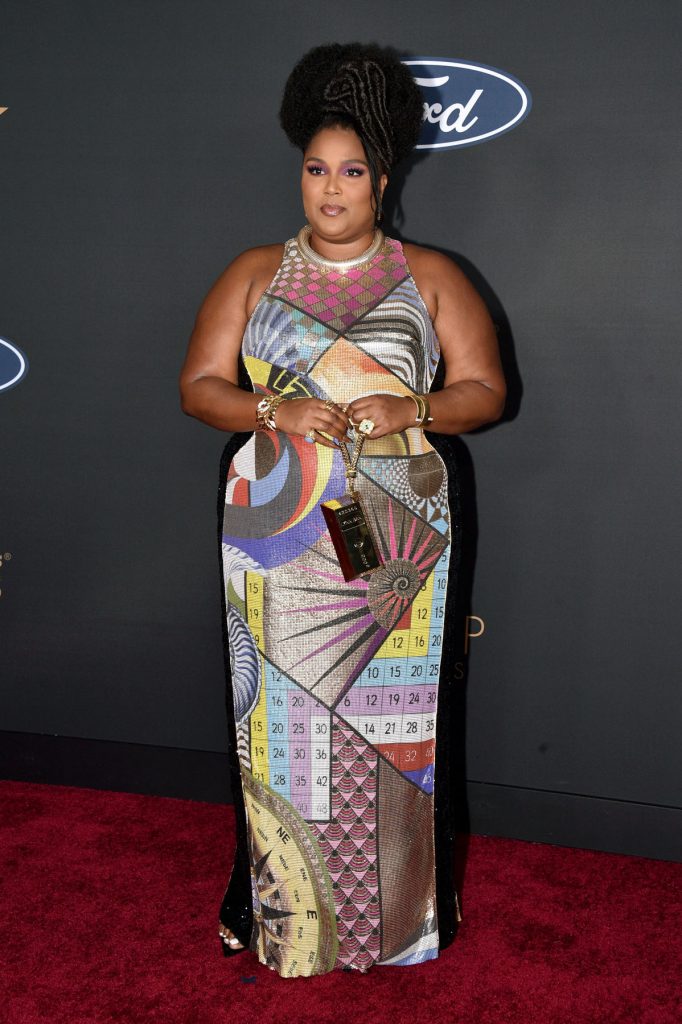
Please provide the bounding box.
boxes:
[179,42,505,977]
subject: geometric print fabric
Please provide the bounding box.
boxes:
[222,231,451,976]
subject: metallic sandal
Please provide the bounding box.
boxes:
[218,922,247,957]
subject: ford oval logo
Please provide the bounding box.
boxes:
[0,336,29,392]
[404,58,532,149]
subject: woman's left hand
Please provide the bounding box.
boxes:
[344,394,417,439]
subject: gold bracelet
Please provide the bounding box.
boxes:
[405,394,421,423]
[405,394,433,427]
[255,394,287,431]
[268,395,287,429]
[255,395,272,430]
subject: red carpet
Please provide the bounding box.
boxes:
[1,780,679,1024]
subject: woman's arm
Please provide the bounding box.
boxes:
[347,245,505,437]
[178,246,350,445]
[179,247,272,432]
[419,246,506,433]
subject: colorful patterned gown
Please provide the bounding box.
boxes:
[217,230,462,977]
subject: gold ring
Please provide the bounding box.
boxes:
[323,399,336,410]
[358,418,375,436]
[304,428,317,444]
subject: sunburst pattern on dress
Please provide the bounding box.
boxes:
[366,558,422,629]
[257,476,447,710]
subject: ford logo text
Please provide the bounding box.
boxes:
[403,58,532,149]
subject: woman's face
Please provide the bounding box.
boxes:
[301,124,388,242]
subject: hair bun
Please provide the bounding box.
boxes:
[279,42,424,171]
[321,59,394,171]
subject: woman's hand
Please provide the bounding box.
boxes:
[274,397,351,449]
[344,395,416,439]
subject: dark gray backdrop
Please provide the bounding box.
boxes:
[2,0,680,860]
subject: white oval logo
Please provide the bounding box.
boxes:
[403,58,532,149]
[0,336,29,392]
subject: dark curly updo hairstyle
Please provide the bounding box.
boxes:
[279,42,424,226]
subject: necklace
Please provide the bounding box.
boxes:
[297,223,385,271]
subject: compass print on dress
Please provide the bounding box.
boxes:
[242,768,339,976]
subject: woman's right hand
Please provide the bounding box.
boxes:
[274,397,351,449]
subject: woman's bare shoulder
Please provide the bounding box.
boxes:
[242,243,286,317]
[228,242,286,282]
[401,240,480,322]
[198,242,286,322]
[401,240,461,322]
[401,240,466,278]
